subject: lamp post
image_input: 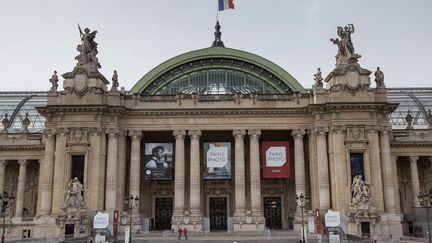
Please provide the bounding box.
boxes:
[295,193,309,243]
[1,192,14,243]
[124,195,139,243]
[418,191,432,243]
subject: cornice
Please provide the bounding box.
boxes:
[391,141,432,147]
[307,102,398,114]
[0,145,45,151]
[124,107,309,118]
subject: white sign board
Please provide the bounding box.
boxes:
[266,146,286,167]
[325,211,340,227]
[93,212,109,229]
[207,146,228,168]
[95,234,106,243]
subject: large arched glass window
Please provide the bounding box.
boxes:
[156,69,279,95]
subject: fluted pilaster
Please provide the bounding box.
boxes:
[105,130,119,211]
[15,159,29,218]
[173,130,186,216]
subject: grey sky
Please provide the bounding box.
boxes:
[1,0,431,91]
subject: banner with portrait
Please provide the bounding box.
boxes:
[144,143,173,180]
[203,142,231,179]
[261,141,290,178]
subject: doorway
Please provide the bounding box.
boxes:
[155,198,172,230]
[264,197,282,229]
[209,197,227,230]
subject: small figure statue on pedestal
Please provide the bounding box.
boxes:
[405,110,414,129]
[2,113,10,132]
[110,70,119,92]
[313,68,323,88]
[49,71,59,91]
[426,109,432,128]
[22,113,31,131]
[374,67,385,88]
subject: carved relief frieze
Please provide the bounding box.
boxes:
[68,128,89,145]
[346,126,366,141]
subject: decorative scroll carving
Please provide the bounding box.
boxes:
[346,126,365,141]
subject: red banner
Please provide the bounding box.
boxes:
[113,209,118,240]
[262,141,290,178]
[316,209,321,234]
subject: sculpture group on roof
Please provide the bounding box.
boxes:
[330,24,361,64]
[75,24,101,70]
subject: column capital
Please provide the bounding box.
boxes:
[0,160,7,167]
[17,159,29,167]
[106,128,119,137]
[409,156,419,163]
[43,129,56,137]
[233,129,246,138]
[90,127,104,136]
[247,129,261,137]
[331,125,346,134]
[173,130,186,139]
[292,129,306,138]
[366,125,380,134]
[379,127,392,135]
[314,126,329,136]
[128,130,142,139]
[57,128,69,136]
[188,130,201,139]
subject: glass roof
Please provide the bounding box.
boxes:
[0,88,430,133]
[0,91,47,133]
[387,88,432,129]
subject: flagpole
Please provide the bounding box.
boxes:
[216,1,219,22]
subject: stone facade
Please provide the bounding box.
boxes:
[0,24,431,242]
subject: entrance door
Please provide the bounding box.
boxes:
[264,197,282,229]
[209,197,227,230]
[155,198,172,230]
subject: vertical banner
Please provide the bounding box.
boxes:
[262,141,290,178]
[203,142,231,179]
[113,209,118,240]
[144,143,174,180]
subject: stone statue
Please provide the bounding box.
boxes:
[49,71,59,91]
[374,67,385,88]
[63,177,84,210]
[2,113,9,131]
[405,110,413,129]
[313,68,323,88]
[427,109,432,127]
[75,24,101,69]
[22,113,30,131]
[330,24,360,64]
[351,175,371,204]
[110,70,119,92]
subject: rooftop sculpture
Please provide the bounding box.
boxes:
[330,24,361,65]
[75,24,101,70]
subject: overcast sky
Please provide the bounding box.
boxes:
[1,0,431,91]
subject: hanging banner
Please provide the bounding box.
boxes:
[144,143,174,180]
[203,142,231,179]
[262,141,290,178]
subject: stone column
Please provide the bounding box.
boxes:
[51,129,67,214]
[173,130,186,217]
[409,156,420,207]
[391,156,401,213]
[129,130,142,213]
[15,159,29,218]
[0,160,8,204]
[233,130,246,217]
[188,130,202,218]
[293,129,306,198]
[40,130,55,215]
[316,127,330,209]
[380,129,396,213]
[248,129,262,216]
[368,128,384,212]
[332,126,348,209]
[116,131,127,212]
[105,130,118,211]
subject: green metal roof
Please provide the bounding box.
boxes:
[129,46,306,95]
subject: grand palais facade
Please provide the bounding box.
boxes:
[0,23,431,241]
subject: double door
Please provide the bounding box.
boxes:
[209,197,227,230]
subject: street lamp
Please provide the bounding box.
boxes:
[295,193,309,243]
[124,195,139,243]
[1,192,14,243]
[418,190,432,243]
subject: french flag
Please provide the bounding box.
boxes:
[218,0,234,11]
